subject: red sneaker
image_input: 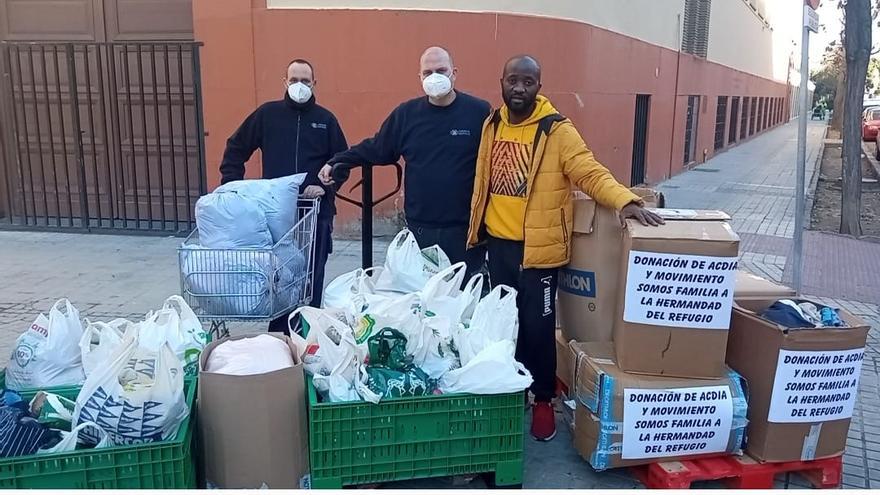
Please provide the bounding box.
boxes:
[531,401,557,442]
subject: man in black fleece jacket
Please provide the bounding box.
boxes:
[319,47,491,278]
[219,59,347,329]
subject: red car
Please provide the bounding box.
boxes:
[863,106,880,141]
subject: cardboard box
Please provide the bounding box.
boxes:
[556,329,574,390]
[734,270,797,301]
[199,334,309,489]
[557,188,663,343]
[727,299,869,462]
[571,342,747,470]
[613,212,740,378]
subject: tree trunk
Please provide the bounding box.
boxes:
[841,0,870,236]
[830,67,846,132]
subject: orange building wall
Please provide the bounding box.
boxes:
[193,1,789,228]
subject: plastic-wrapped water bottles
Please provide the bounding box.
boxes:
[820,306,844,327]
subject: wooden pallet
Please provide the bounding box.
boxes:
[630,454,843,489]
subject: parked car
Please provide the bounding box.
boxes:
[874,128,880,160]
[862,107,880,141]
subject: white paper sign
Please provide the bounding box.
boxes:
[622,386,733,459]
[623,251,738,329]
[768,348,864,423]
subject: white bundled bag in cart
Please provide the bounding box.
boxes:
[212,173,306,244]
[375,229,451,293]
[7,299,85,390]
[195,191,273,249]
[73,331,188,445]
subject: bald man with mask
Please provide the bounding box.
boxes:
[320,47,491,277]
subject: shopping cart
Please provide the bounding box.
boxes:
[177,198,320,339]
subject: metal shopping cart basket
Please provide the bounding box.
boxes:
[177,198,320,339]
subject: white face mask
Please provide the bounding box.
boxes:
[287,82,312,104]
[422,73,452,99]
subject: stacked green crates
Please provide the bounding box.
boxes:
[0,372,197,489]
[307,377,524,489]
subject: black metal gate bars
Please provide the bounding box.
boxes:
[0,41,206,233]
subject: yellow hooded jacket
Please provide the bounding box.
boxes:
[467,96,641,269]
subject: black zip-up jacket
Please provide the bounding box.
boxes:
[329,91,491,228]
[219,92,348,219]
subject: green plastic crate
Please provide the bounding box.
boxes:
[0,375,197,489]
[307,377,524,489]
[0,369,83,398]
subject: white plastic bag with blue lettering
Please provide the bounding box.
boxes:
[72,331,188,445]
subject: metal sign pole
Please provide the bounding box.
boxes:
[794,4,818,293]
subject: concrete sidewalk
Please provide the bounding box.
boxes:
[0,119,876,489]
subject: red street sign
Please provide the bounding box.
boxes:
[806,0,820,9]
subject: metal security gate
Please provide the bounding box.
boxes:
[1,41,205,233]
[630,94,650,186]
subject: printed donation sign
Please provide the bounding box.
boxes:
[768,348,864,423]
[623,251,738,329]
[622,386,733,459]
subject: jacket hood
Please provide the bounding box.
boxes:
[500,95,558,127]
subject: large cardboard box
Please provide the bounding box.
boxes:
[557,188,663,343]
[734,270,797,301]
[571,342,747,470]
[199,334,309,489]
[556,329,574,390]
[613,212,739,378]
[727,299,869,462]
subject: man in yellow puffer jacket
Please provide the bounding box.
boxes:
[467,55,663,441]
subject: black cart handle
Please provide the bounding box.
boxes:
[332,162,403,208]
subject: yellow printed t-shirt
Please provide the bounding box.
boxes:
[485,96,560,240]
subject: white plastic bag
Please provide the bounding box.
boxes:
[323,267,384,311]
[7,299,85,390]
[206,334,294,376]
[291,307,363,402]
[73,332,188,445]
[455,285,519,367]
[375,229,451,293]
[439,340,532,395]
[352,292,421,350]
[213,174,306,244]
[195,191,273,249]
[420,264,481,324]
[79,319,125,378]
[39,421,113,454]
[161,296,209,373]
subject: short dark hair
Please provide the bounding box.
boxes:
[287,58,315,81]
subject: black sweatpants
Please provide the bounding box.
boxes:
[409,223,487,281]
[487,236,558,402]
[269,216,333,333]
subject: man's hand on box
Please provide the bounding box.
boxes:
[619,203,665,227]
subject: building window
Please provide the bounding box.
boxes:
[740,97,749,140]
[714,96,728,151]
[749,97,758,136]
[684,95,701,164]
[682,0,712,58]
[729,97,740,144]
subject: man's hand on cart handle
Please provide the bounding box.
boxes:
[319,164,335,186]
[302,185,326,199]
